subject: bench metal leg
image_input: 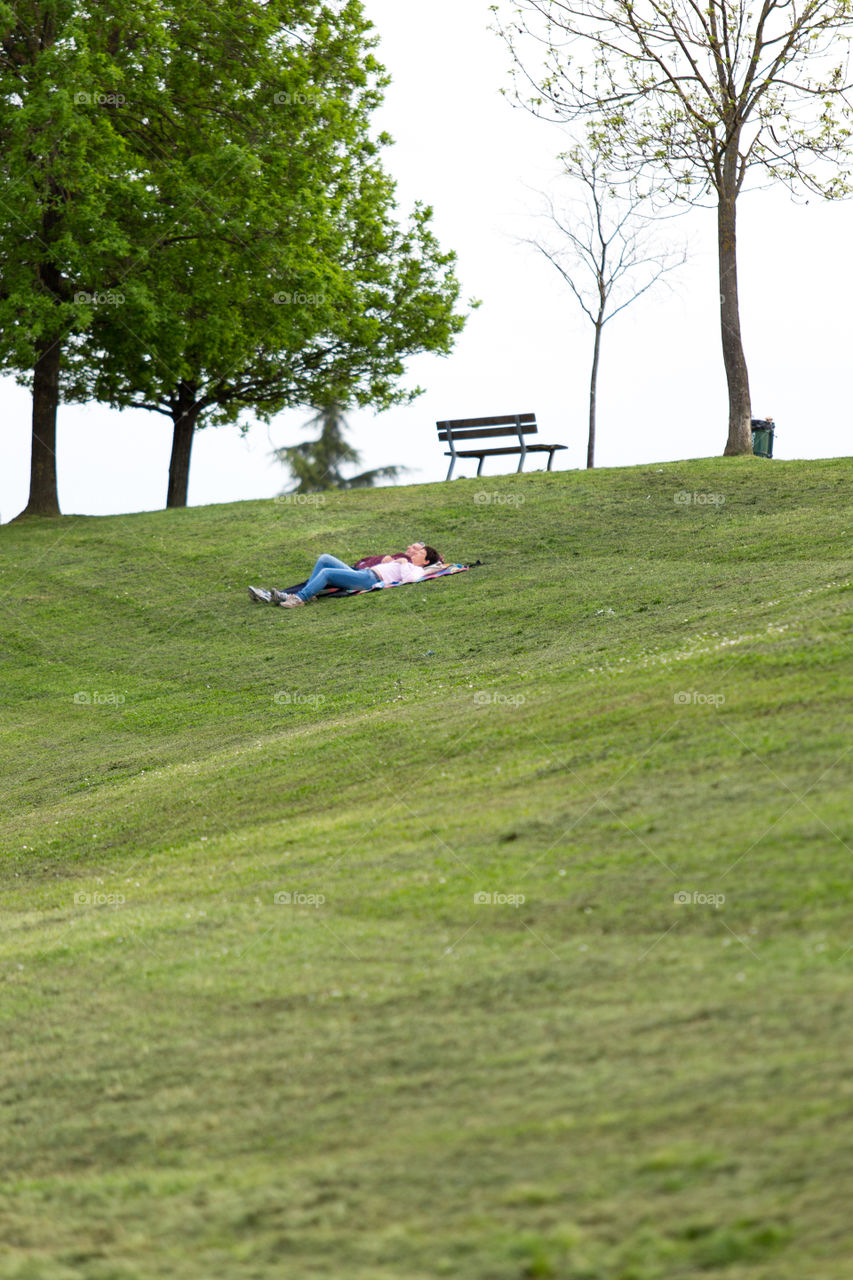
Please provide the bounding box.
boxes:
[476,457,485,477]
[515,414,527,473]
[446,457,455,481]
[547,451,555,471]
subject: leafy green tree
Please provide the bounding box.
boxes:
[494,0,853,455]
[0,0,168,516]
[62,0,467,507]
[2,1,467,516]
[273,400,407,492]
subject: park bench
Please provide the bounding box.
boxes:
[437,412,567,481]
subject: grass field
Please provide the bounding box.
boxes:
[1,456,852,1279]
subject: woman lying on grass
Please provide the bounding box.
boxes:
[250,542,443,607]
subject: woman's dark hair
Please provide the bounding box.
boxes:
[424,545,441,565]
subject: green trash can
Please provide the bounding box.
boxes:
[751,418,775,458]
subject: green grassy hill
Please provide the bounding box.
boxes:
[2,457,852,1280]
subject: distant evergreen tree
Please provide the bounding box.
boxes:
[273,402,406,493]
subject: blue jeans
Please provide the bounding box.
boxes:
[296,554,378,602]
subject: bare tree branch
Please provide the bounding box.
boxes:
[492,0,853,454]
[521,143,686,467]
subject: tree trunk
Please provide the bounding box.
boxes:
[718,159,752,456]
[166,384,200,508]
[19,333,62,517]
[587,317,603,469]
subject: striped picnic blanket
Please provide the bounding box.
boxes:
[259,563,471,602]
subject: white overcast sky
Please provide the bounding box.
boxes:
[2,0,851,521]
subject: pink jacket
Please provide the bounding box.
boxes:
[370,560,427,586]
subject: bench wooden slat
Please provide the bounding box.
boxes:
[447,444,568,458]
[440,413,536,430]
[438,424,539,442]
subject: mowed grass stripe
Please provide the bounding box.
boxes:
[1,457,852,1278]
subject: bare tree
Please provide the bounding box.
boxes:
[493,0,853,455]
[525,145,684,467]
